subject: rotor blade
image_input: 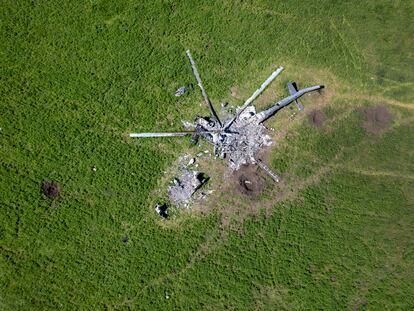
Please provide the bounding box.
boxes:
[186,50,222,127]
[256,159,280,182]
[223,66,284,130]
[129,129,221,138]
[129,132,194,138]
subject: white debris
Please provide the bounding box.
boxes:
[263,135,273,146]
[223,111,272,170]
[238,106,256,121]
[175,86,187,97]
[181,120,195,129]
[168,170,208,207]
[175,83,193,97]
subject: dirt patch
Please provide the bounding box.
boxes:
[232,165,264,196]
[230,86,240,99]
[361,105,392,134]
[308,109,326,127]
[41,181,60,199]
[352,298,368,311]
[191,163,272,231]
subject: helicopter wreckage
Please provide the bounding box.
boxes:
[130,50,324,216]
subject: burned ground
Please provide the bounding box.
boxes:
[41,181,60,199]
[361,105,392,135]
[308,109,327,127]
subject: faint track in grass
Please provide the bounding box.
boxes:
[333,165,414,181]
[119,226,225,308]
[341,94,414,112]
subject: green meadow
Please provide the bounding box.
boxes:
[1,1,413,309]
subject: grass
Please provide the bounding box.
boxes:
[1,0,413,309]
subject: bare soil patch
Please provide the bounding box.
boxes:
[352,298,368,311]
[41,181,60,199]
[192,163,272,231]
[230,86,240,99]
[308,109,326,127]
[361,105,392,135]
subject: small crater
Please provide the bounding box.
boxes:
[232,165,264,196]
[41,181,60,199]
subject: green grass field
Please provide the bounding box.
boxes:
[1,1,413,309]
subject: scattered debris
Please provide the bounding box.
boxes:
[168,170,209,206]
[174,83,193,97]
[198,189,215,200]
[181,120,195,129]
[155,203,169,219]
[121,236,129,244]
[92,165,97,172]
[222,105,274,170]
[41,181,60,199]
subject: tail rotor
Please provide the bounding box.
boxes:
[288,82,304,111]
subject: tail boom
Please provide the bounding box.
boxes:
[256,85,324,123]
